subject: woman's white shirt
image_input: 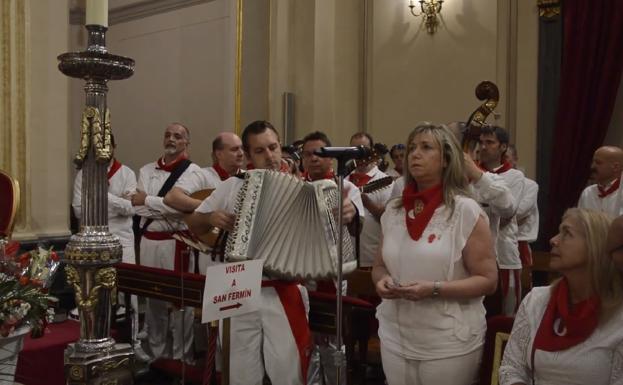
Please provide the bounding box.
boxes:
[377,195,487,360]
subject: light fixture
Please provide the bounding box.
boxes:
[408,0,444,34]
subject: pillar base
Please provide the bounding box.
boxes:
[65,342,134,385]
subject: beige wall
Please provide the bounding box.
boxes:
[69,0,237,173]
[9,0,72,239]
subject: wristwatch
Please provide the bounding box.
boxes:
[432,280,442,297]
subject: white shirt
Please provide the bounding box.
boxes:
[377,195,487,360]
[135,161,200,232]
[516,178,539,242]
[500,286,623,385]
[392,173,517,267]
[480,168,525,270]
[72,163,136,259]
[578,175,623,218]
[175,166,223,195]
[346,166,393,267]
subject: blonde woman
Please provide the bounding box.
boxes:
[500,208,623,385]
[372,123,498,385]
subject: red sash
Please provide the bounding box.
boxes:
[262,280,312,382]
[213,164,231,181]
[349,172,372,187]
[402,183,443,241]
[107,159,122,181]
[142,230,191,272]
[533,278,600,353]
[598,177,620,198]
[156,154,189,172]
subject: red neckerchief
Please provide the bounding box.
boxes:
[533,278,600,353]
[598,177,620,198]
[213,163,232,181]
[480,160,513,174]
[156,154,188,172]
[402,182,443,241]
[107,159,122,181]
[349,172,372,187]
[303,169,335,182]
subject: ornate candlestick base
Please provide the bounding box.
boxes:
[59,24,136,384]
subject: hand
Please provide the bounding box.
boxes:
[463,152,483,182]
[375,275,399,299]
[392,281,434,301]
[342,198,356,224]
[208,210,236,232]
[131,190,147,206]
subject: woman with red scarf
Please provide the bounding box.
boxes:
[372,123,498,385]
[500,208,623,385]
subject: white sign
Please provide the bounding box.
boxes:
[201,260,263,323]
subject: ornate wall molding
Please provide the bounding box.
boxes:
[0,0,30,232]
[70,0,215,25]
[537,0,561,20]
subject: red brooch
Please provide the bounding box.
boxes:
[428,234,436,243]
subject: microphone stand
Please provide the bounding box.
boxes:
[333,155,349,385]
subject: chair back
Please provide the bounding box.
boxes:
[0,170,20,239]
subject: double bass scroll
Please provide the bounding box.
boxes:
[462,81,499,153]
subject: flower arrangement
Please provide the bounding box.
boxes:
[0,241,60,338]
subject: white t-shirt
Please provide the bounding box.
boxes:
[385,168,401,179]
[377,195,487,360]
[346,166,393,267]
[578,175,623,218]
[500,286,623,385]
[135,161,200,232]
[175,166,223,195]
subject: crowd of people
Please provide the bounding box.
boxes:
[70,119,623,385]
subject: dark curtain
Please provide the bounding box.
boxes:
[544,0,623,240]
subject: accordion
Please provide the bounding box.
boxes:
[225,170,357,280]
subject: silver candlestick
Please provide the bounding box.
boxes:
[58,24,135,385]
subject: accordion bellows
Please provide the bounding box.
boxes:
[225,170,357,280]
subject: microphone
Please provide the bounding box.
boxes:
[313,145,372,159]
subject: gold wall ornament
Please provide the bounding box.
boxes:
[408,0,444,34]
[537,0,561,20]
[92,357,130,376]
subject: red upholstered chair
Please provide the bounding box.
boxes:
[0,169,20,241]
[479,315,514,385]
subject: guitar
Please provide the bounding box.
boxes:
[176,188,223,251]
[359,176,394,194]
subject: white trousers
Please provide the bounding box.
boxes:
[229,286,304,385]
[140,237,195,363]
[381,344,482,385]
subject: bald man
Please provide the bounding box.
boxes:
[578,146,623,217]
[164,131,244,272]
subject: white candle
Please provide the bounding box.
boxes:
[86,0,108,27]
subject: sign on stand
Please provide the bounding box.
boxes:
[202,260,263,323]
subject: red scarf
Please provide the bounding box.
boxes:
[303,169,335,182]
[156,154,188,172]
[402,182,443,241]
[107,159,122,181]
[533,278,600,352]
[480,160,513,174]
[598,177,620,198]
[349,172,372,187]
[213,163,232,181]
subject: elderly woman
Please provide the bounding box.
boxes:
[372,123,498,385]
[500,208,623,385]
